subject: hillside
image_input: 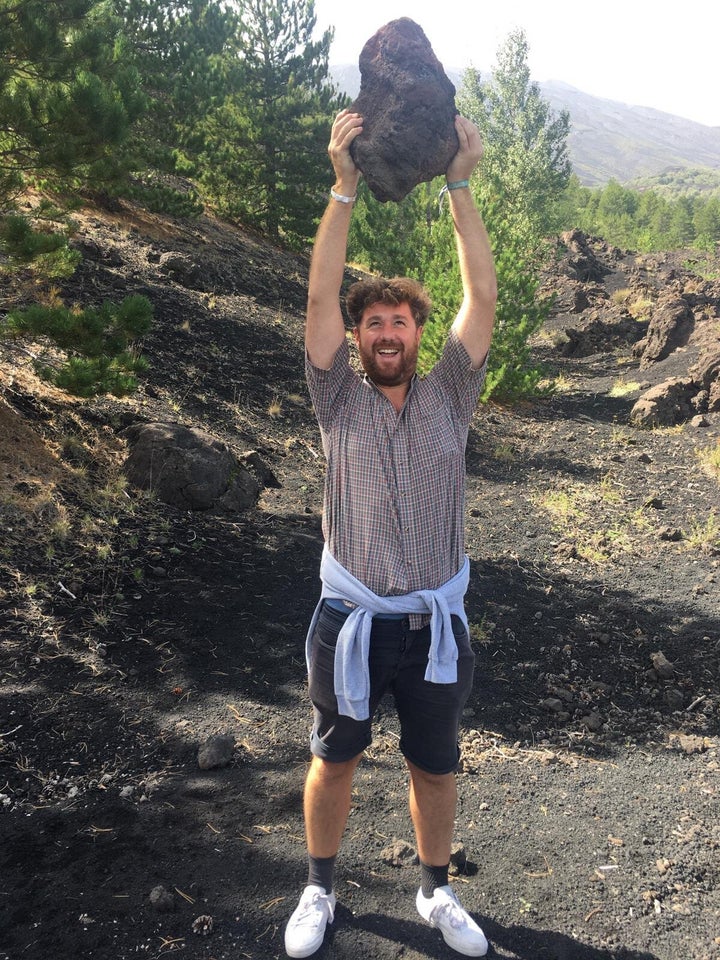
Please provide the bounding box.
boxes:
[330,65,720,187]
[1,203,719,960]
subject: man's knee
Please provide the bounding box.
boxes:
[308,753,361,786]
[406,758,455,787]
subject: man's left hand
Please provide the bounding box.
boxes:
[446,115,484,184]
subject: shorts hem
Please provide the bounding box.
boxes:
[400,744,461,776]
[310,735,369,765]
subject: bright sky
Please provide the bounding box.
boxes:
[313,0,720,128]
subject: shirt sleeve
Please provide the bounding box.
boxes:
[305,338,358,429]
[426,329,488,426]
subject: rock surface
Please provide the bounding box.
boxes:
[349,18,458,202]
[123,421,260,511]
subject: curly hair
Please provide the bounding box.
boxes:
[345,277,432,328]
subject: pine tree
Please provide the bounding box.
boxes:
[0,0,145,201]
[3,294,153,397]
[199,0,347,247]
[459,30,571,248]
[112,0,236,211]
[416,32,568,398]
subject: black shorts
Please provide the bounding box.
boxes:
[307,601,475,775]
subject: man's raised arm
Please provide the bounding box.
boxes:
[446,115,497,370]
[306,110,363,370]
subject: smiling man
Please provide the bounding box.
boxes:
[284,109,497,959]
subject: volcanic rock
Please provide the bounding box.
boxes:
[349,18,458,202]
[122,422,260,512]
[630,377,699,427]
[632,295,694,366]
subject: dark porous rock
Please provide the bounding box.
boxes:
[349,18,458,202]
[558,230,611,283]
[632,295,694,366]
[197,733,236,770]
[630,377,699,427]
[123,422,260,512]
[379,838,418,867]
[149,885,175,912]
[693,345,720,412]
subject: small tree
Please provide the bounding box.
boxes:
[416,32,567,398]
[416,184,551,400]
[0,213,80,278]
[2,294,153,397]
[460,30,571,248]
[199,0,347,247]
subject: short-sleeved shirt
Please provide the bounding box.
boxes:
[306,330,487,608]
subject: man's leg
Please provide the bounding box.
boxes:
[406,759,456,866]
[285,754,362,958]
[407,760,488,956]
[304,754,361,859]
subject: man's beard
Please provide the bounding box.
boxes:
[357,339,419,387]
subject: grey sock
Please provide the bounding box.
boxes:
[308,854,336,895]
[420,861,449,898]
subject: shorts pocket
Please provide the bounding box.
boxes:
[450,615,473,657]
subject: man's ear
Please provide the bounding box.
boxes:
[416,324,424,343]
[352,326,360,345]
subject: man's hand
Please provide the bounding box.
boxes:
[328,109,363,194]
[446,115,484,184]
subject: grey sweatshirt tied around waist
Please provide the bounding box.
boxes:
[305,547,470,721]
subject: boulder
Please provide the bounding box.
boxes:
[630,377,698,427]
[197,733,235,770]
[632,295,694,366]
[123,421,260,511]
[558,230,610,282]
[349,18,458,202]
[693,346,720,412]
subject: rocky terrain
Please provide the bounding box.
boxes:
[0,202,719,960]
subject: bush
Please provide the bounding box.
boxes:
[0,215,81,278]
[3,295,153,397]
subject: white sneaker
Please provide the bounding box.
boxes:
[416,885,488,957]
[284,884,336,958]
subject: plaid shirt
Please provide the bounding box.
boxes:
[306,330,486,625]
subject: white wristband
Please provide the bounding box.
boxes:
[330,188,357,204]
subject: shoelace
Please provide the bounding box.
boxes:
[430,894,467,929]
[296,892,335,925]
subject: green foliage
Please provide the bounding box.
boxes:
[631,166,720,198]
[0,0,146,200]
[459,31,571,247]
[476,196,552,400]
[3,295,153,397]
[126,178,204,218]
[112,0,236,197]
[347,184,431,276]
[0,214,81,277]
[422,30,567,399]
[198,0,348,247]
[561,176,720,252]
[416,186,551,401]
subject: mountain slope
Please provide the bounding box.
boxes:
[330,65,720,187]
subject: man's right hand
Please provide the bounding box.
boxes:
[328,109,363,195]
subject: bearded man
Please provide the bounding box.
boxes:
[285,108,497,959]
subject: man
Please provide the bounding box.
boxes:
[285,108,497,959]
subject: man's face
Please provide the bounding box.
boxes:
[352,301,423,388]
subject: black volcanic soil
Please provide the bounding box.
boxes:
[0,203,719,960]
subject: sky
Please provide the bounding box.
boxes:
[312,0,720,129]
